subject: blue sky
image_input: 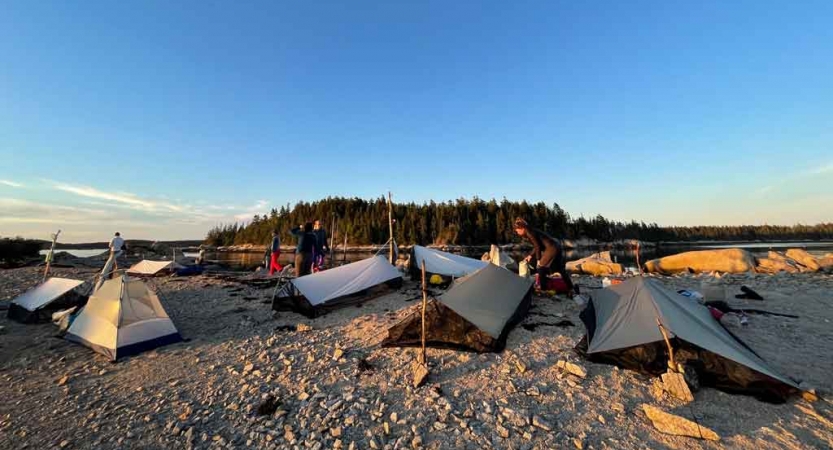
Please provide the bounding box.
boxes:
[1,1,831,242]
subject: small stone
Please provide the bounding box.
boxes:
[597,415,606,424]
[515,359,527,374]
[573,438,584,449]
[412,361,429,387]
[527,386,541,397]
[556,360,587,378]
[433,422,446,431]
[661,372,694,403]
[369,437,380,449]
[532,416,552,431]
[390,412,398,422]
[383,422,390,434]
[284,430,296,441]
[98,369,107,376]
[411,435,423,448]
[334,439,343,449]
[59,440,69,448]
[296,323,312,332]
[332,348,344,361]
[57,375,69,386]
[496,424,510,438]
[331,427,342,437]
[298,392,310,401]
[243,362,255,373]
[523,431,533,440]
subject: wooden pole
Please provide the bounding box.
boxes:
[420,259,427,364]
[343,235,348,264]
[656,318,675,371]
[43,229,61,282]
[330,214,336,265]
[388,191,394,264]
[636,241,642,275]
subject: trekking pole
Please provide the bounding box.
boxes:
[656,318,675,371]
[43,229,61,282]
[420,259,427,364]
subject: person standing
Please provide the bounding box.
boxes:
[97,232,127,290]
[290,223,316,277]
[513,218,578,296]
[268,230,283,275]
[312,219,330,271]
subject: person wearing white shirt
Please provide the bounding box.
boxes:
[110,233,125,253]
[98,232,127,290]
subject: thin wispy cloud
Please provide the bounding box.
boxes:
[3,179,273,241]
[52,182,158,209]
[756,185,774,195]
[233,200,270,221]
[0,179,24,188]
[808,162,833,176]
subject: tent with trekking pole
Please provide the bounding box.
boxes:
[382,264,534,353]
[65,274,182,361]
[575,276,804,403]
[127,260,185,276]
[7,278,88,323]
[481,244,518,271]
[273,255,403,318]
[411,245,488,279]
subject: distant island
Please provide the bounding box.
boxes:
[203,197,833,247]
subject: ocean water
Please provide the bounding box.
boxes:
[39,249,108,258]
[198,242,833,271]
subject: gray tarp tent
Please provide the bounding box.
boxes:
[577,276,802,402]
[383,264,533,352]
[127,260,185,276]
[8,278,86,323]
[273,256,403,317]
[411,246,488,279]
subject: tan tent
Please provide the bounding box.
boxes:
[644,249,755,274]
[65,275,182,361]
[567,251,623,276]
[578,277,803,402]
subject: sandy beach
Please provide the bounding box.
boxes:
[1,266,832,450]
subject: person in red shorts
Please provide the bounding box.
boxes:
[268,230,283,275]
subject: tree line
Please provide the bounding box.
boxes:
[203,197,833,247]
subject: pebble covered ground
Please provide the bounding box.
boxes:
[1,266,832,450]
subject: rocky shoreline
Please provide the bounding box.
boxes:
[1,266,832,450]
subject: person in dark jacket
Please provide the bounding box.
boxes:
[290,222,316,277]
[268,230,283,275]
[513,218,578,295]
[312,220,330,271]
